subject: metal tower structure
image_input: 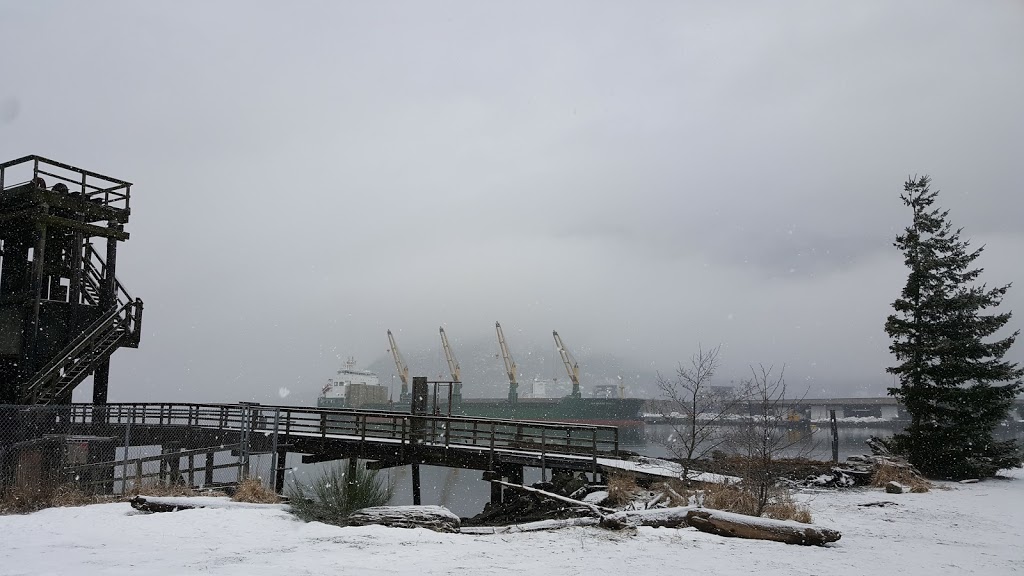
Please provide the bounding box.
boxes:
[0,155,142,405]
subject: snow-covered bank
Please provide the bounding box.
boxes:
[2,469,1021,576]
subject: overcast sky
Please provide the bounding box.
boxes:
[2,1,1022,403]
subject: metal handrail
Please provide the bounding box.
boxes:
[82,242,133,305]
[0,155,131,210]
[20,301,136,400]
[31,402,621,458]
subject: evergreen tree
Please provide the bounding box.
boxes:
[885,176,1022,479]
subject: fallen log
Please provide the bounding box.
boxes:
[600,506,697,529]
[128,495,291,513]
[463,517,602,534]
[684,509,841,546]
[346,505,461,533]
[129,496,198,513]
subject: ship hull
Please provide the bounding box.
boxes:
[317,395,646,443]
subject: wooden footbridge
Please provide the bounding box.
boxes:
[1,399,640,506]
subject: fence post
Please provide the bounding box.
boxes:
[591,429,598,480]
[239,404,251,481]
[270,408,281,492]
[121,408,133,495]
[830,409,839,464]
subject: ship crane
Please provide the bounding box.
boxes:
[495,321,518,403]
[439,327,463,399]
[387,329,410,402]
[553,330,582,399]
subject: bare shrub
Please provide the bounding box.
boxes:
[605,474,639,507]
[232,478,282,503]
[871,463,930,493]
[657,345,750,482]
[730,365,815,516]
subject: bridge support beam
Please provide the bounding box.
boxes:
[508,465,523,486]
[411,463,422,505]
[483,470,502,506]
[274,449,288,493]
[92,359,110,405]
[205,452,215,486]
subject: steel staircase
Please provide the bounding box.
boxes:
[19,243,142,405]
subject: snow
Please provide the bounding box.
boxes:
[2,469,1022,575]
[597,455,741,484]
[133,495,291,511]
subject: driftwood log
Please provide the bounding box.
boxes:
[494,482,841,546]
[463,517,602,534]
[685,509,841,546]
[600,507,696,529]
[129,496,198,513]
[346,505,461,533]
[601,506,840,546]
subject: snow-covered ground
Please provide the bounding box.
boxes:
[3,469,1022,576]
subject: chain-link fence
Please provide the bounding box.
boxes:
[0,403,280,499]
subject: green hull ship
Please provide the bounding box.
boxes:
[317,361,645,443]
[318,394,646,444]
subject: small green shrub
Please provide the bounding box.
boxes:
[287,462,393,525]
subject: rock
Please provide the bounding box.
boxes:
[346,505,461,533]
[885,481,905,494]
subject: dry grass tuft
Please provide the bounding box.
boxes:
[1,485,105,515]
[764,492,814,524]
[605,473,639,507]
[872,463,930,493]
[232,478,281,504]
[125,482,202,498]
[698,483,760,516]
[690,482,813,523]
[49,485,103,508]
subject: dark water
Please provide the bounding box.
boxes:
[283,424,1024,518]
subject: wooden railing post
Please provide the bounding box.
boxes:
[540,428,547,482]
[489,423,496,470]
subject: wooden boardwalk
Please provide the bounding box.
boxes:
[2,402,641,503]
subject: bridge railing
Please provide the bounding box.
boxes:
[49,402,620,459]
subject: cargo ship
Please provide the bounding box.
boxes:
[316,360,646,442]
